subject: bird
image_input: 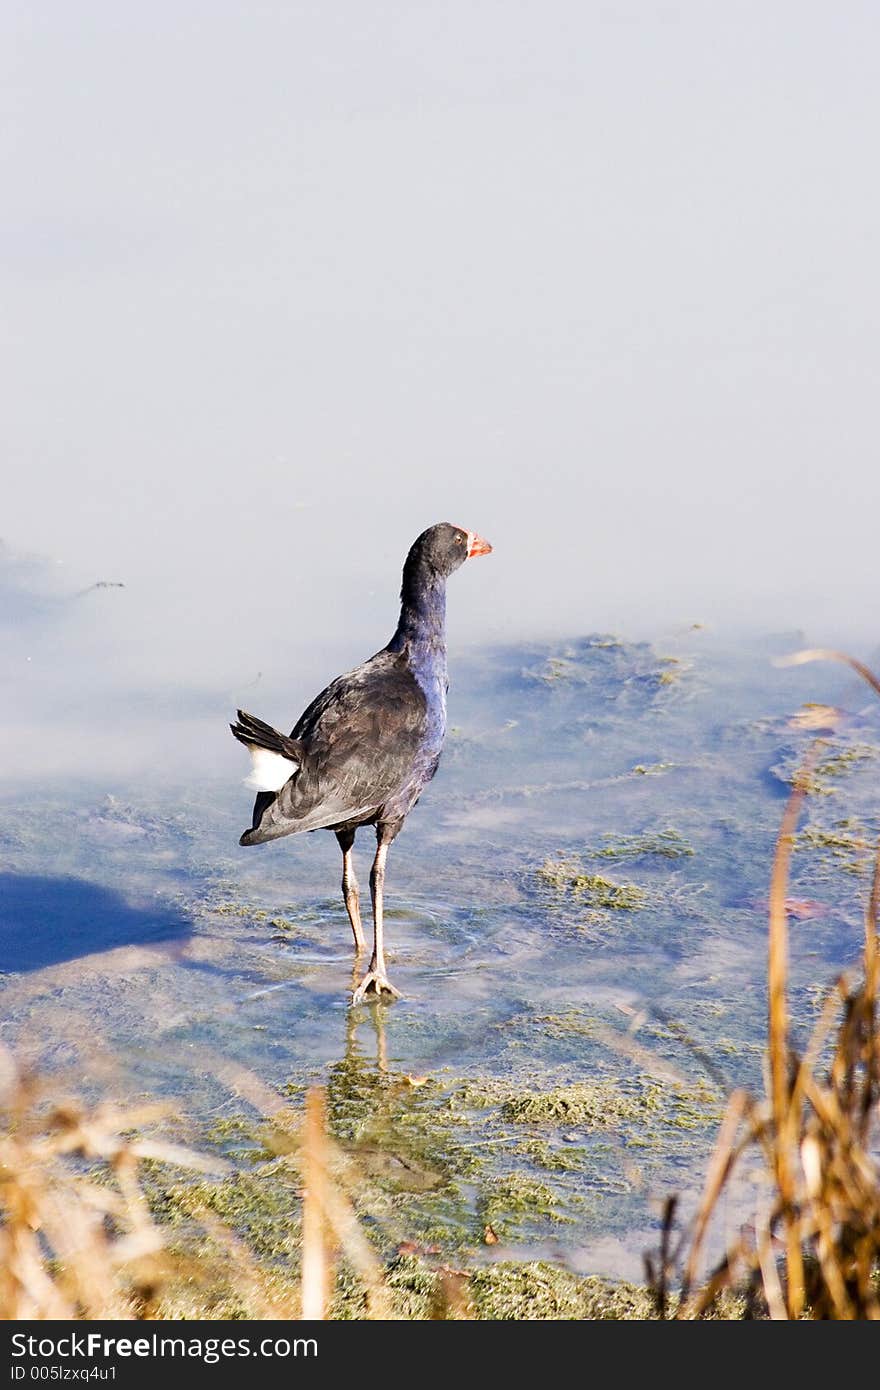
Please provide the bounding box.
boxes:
[230,522,493,1003]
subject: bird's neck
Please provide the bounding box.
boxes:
[389,560,447,675]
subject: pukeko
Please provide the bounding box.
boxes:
[230,522,492,1003]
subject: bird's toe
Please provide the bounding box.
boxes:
[351,970,403,1005]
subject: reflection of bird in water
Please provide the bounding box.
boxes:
[231,523,492,1003]
[298,988,462,1318]
[318,970,444,1196]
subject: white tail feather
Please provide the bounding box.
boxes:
[244,746,298,792]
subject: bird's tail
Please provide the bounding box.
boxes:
[230,709,304,792]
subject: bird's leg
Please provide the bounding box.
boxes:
[352,833,402,1003]
[335,829,365,952]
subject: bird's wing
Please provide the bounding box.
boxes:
[294,651,429,803]
[244,651,429,840]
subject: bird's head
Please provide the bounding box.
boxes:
[410,522,493,579]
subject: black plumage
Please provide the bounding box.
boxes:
[230,521,492,1001]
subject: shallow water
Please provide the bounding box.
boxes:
[2,617,879,1281]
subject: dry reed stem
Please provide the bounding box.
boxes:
[301,1088,331,1319]
[756,1211,786,1320]
[316,1177,392,1318]
[768,744,822,1316]
[297,1086,391,1320]
[680,1088,750,1302]
[775,647,880,702]
[861,839,880,1141]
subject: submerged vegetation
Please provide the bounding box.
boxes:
[500,1082,650,1125]
[771,738,880,798]
[593,829,695,861]
[536,858,649,912]
[796,820,874,877]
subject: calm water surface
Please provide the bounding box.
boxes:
[2,619,878,1280]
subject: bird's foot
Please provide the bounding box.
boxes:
[351,969,402,1005]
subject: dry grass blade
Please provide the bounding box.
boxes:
[0,1049,397,1321]
[859,837,880,1144]
[0,1046,222,1320]
[775,647,880,701]
[865,837,880,1006]
[679,1088,751,1307]
[682,1232,753,1320]
[297,1085,392,1321]
[316,1176,392,1319]
[791,976,850,1115]
[755,1213,787,1320]
[643,1196,679,1319]
[768,744,822,1317]
[301,1087,331,1319]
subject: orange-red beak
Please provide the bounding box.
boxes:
[466,532,493,558]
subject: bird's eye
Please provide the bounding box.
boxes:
[455,534,464,543]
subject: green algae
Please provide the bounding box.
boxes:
[28,1083,719,1323]
[537,858,648,911]
[144,1158,303,1263]
[210,902,271,920]
[663,1083,724,1131]
[140,1053,723,1301]
[515,1137,586,1171]
[333,1255,751,1320]
[657,656,685,687]
[519,635,684,700]
[772,741,880,798]
[796,819,874,876]
[593,829,694,861]
[469,1262,659,1320]
[449,1073,719,1138]
[129,1044,722,1318]
[532,1010,596,1040]
[203,1115,278,1163]
[815,744,880,779]
[329,1253,745,1320]
[322,1044,478,1187]
[478,1175,567,1237]
[501,1082,649,1126]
